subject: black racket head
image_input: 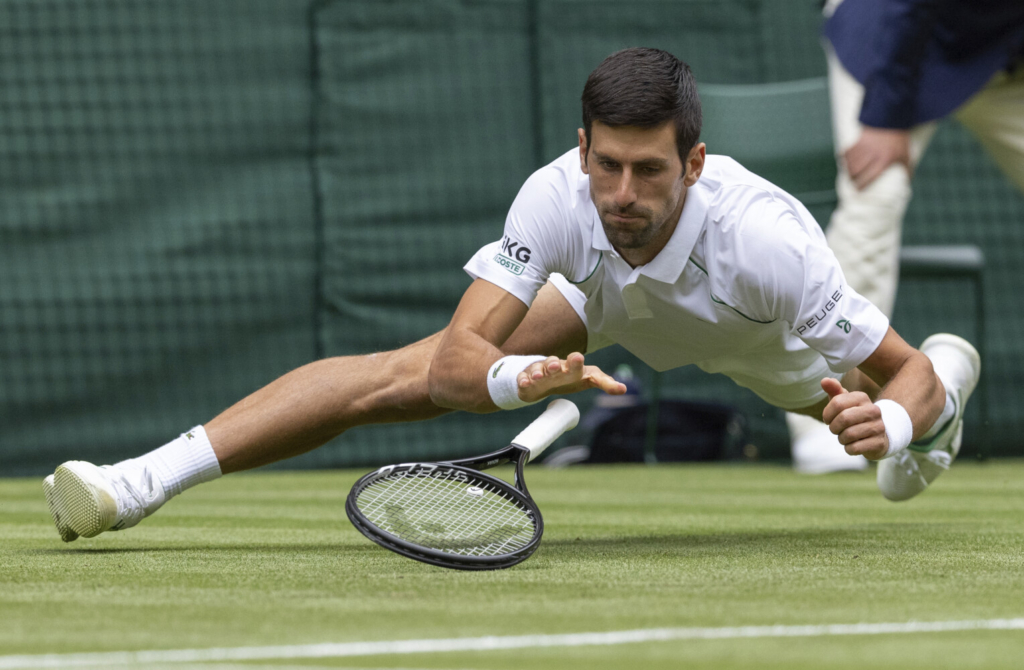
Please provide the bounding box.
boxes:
[346,461,543,570]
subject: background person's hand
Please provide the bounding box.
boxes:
[517,352,626,403]
[820,378,889,460]
[843,127,912,190]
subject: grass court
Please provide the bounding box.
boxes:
[2,461,1023,669]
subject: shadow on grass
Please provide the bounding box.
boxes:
[542,523,940,553]
[22,523,943,561]
[22,543,380,555]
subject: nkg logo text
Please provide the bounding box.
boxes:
[500,236,532,263]
[494,236,533,276]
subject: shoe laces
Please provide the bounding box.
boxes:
[101,464,162,527]
[893,450,920,478]
[921,449,953,470]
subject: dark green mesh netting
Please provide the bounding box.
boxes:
[2,0,1020,474]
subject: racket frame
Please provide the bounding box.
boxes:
[345,444,543,570]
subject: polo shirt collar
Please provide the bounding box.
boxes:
[588,184,708,283]
[642,185,708,283]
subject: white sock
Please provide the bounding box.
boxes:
[120,425,222,499]
[916,393,956,443]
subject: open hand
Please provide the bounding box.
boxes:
[821,378,888,460]
[844,127,912,190]
[517,353,627,404]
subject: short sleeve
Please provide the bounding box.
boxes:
[766,219,888,373]
[728,201,890,374]
[464,167,577,307]
[784,245,889,373]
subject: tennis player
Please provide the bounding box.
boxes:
[44,48,979,543]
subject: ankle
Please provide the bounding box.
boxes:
[914,392,956,445]
[124,426,222,499]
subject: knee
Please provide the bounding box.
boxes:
[835,164,913,217]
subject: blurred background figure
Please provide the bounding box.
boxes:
[789,0,1024,474]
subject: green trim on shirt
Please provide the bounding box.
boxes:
[568,252,603,285]
[688,257,775,325]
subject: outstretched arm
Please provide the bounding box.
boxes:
[822,327,945,460]
[428,279,625,413]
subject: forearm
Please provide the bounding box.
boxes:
[427,327,505,413]
[874,351,945,441]
[427,279,533,413]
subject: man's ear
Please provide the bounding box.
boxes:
[683,142,706,187]
[578,128,589,174]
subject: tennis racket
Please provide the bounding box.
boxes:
[345,399,580,570]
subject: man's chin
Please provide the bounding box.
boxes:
[599,222,650,248]
[604,231,654,250]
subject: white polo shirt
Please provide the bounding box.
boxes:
[464,148,889,409]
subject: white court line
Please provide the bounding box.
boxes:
[118,666,473,670]
[1,619,1022,669]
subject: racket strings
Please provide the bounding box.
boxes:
[363,477,530,555]
[356,472,536,557]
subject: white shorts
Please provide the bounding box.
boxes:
[548,274,842,411]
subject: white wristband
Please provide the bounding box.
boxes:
[875,399,913,458]
[487,355,547,410]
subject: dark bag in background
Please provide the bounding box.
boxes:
[545,399,748,466]
[589,400,747,463]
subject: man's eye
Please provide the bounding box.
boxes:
[600,161,619,169]
[641,167,660,175]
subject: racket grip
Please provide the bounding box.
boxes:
[511,399,580,462]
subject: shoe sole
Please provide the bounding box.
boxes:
[43,475,79,543]
[48,462,118,539]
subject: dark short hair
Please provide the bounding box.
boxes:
[581,47,702,163]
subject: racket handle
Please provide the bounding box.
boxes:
[511,399,580,462]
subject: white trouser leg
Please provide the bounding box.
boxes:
[789,49,934,472]
[824,49,938,319]
[954,66,1024,194]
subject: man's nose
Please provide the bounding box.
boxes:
[614,170,637,208]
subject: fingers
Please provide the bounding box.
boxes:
[820,386,869,426]
[567,351,585,378]
[519,356,573,390]
[819,382,890,459]
[846,148,888,190]
[581,363,627,395]
[827,400,879,435]
[841,434,888,460]
[845,146,881,190]
[825,400,889,460]
[852,159,889,190]
[534,355,562,379]
[844,130,911,191]
[820,377,847,400]
[516,353,625,402]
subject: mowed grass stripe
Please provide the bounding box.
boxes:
[3,463,1024,669]
[2,619,1024,668]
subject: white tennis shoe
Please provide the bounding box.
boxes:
[877,334,981,501]
[43,460,166,542]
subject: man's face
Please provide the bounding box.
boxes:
[580,120,698,255]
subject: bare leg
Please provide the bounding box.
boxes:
[207,283,587,473]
